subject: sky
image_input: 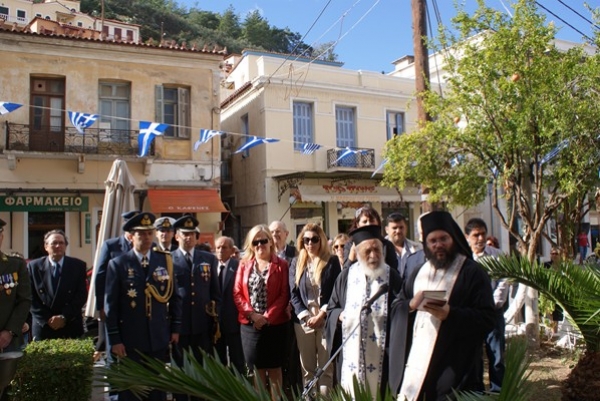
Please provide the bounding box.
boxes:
[178,0,599,73]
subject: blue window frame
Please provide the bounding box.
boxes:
[293,102,313,151]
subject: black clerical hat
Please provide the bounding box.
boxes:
[173,214,198,233]
[122,213,156,232]
[349,225,383,246]
[420,211,472,258]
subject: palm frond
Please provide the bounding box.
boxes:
[479,255,600,351]
[98,350,273,401]
[453,337,532,401]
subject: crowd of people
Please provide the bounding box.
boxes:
[0,205,527,401]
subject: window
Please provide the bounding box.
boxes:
[77,21,83,27]
[45,16,50,20]
[386,111,405,140]
[241,114,250,158]
[29,77,65,152]
[99,81,131,142]
[35,13,42,18]
[114,27,122,39]
[155,85,190,138]
[0,7,8,19]
[293,102,313,151]
[126,30,134,41]
[335,106,356,147]
[17,10,26,22]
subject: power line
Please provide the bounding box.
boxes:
[535,1,593,41]
[554,0,600,31]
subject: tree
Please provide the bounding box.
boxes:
[383,0,600,342]
[242,10,272,48]
[218,6,242,39]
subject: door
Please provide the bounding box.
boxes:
[30,78,65,152]
[28,212,65,259]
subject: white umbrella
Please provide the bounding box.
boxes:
[85,159,137,318]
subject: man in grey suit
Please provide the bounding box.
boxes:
[214,236,245,373]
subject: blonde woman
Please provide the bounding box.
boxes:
[233,225,290,400]
[289,223,341,395]
[331,233,350,267]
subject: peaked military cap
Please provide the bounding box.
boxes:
[121,210,141,220]
[173,214,199,233]
[122,212,156,232]
[154,216,176,230]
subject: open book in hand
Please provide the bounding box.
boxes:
[417,290,447,310]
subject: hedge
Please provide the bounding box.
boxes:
[9,338,94,401]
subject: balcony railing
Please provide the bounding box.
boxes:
[5,123,148,155]
[327,147,375,169]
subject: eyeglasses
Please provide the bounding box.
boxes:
[303,237,320,245]
[333,243,345,250]
[252,238,269,247]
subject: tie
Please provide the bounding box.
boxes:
[219,264,226,288]
[52,263,61,290]
[185,253,193,269]
[141,256,149,268]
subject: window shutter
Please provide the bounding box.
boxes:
[155,85,164,123]
[177,87,190,138]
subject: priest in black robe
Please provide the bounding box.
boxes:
[325,225,402,399]
[388,211,495,401]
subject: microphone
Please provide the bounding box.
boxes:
[361,283,389,312]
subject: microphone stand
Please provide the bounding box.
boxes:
[301,303,376,400]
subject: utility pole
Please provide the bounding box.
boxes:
[411,0,435,211]
[411,0,431,124]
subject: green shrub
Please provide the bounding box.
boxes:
[9,338,94,401]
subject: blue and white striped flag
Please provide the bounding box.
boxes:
[333,147,367,164]
[194,129,224,151]
[540,139,569,166]
[138,121,169,157]
[0,102,22,115]
[301,143,322,155]
[371,158,388,177]
[234,136,279,154]
[68,111,98,134]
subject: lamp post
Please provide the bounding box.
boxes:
[279,195,297,221]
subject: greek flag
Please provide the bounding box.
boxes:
[234,136,279,154]
[0,102,22,115]
[371,158,388,177]
[68,111,98,134]
[194,129,223,151]
[301,143,322,155]
[540,139,569,166]
[138,121,169,157]
[333,147,367,164]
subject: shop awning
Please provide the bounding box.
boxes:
[147,189,227,213]
[299,185,421,203]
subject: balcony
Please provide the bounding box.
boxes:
[5,123,148,155]
[327,147,375,169]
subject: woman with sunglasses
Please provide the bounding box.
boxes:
[331,233,350,267]
[233,225,290,400]
[343,205,398,270]
[289,223,341,396]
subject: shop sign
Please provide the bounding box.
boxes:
[0,195,89,212]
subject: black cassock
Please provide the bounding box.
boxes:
[325,266,402,396]
[388,258,495,401]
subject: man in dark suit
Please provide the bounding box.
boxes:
[154,217,177,252]
[105,212,182,401]
[171,215,220,401]
[269,220,301,395]
[28,229,87,340]
[214,235,244,373]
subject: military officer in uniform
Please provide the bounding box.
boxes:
[105,212,182,401]
[171,215,220,388]
[0,219,31,400]
[154,217,177,252]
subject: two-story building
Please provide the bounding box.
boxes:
[0,26,226,262]
[219,50,422,243]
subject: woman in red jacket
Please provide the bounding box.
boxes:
[233,224,290,400]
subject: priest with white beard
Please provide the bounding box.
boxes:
[389,211,496,401]
[326,225,402,399]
